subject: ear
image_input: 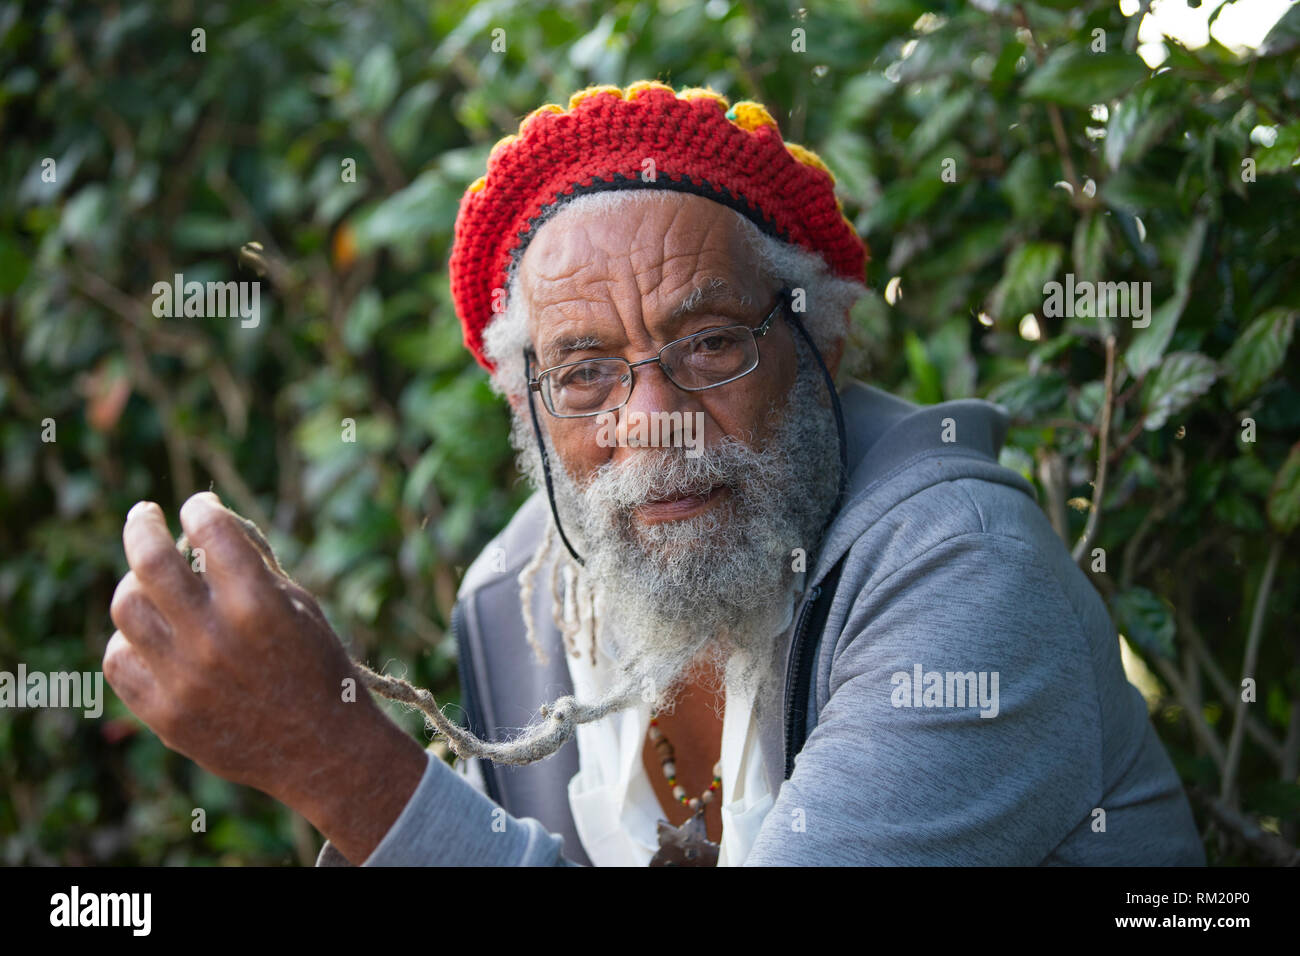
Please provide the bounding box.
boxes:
[823,309,849,380]
[825,334,845,380]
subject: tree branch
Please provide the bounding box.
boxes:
[1150,654,1226,772]
[1015,5,1088,209]
[1221,537,1283,806]
[1037,448,1070,544]
[1072,334,1115,564]
[1175,592,1284,765]
[1188,786,1300,866]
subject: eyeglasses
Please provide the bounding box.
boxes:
[526,286,790,418]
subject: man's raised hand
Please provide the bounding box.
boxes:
[105,492,366,804]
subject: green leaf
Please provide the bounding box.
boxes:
[387,80,440,159]
[987,372,1068,419]
[354,170,458,253]
[402,446,444,512]
[343,288,384,354]
[355,44,400,115]
[862,175,946,231]
[908,88,976,160]
[1169,216,1209,293]
[1267,442,1300,534]
[831,72,895,126]
[1255,121,1300,174]
[59,185,110,242]
[1125,216,1207,377]
[912,221,1011,280]
[1099,167,1180,213]
[903,330,942,405]
[1112,587,1175,660]
[0,233,29,295]
[988,241,1063,322]
[1022,49,1148,108]
[1075,379,1105,422]
[1221,308,1297,405]
[1030,332,1080,366]
[821,129,874,201]
[1104,79,1178,171]
[929,317,977,399]
[172,214,247,251]
[1001,151,1054,225]
[1143,351,1218,431]
[997,445,1034,483]
[1215,493,1265,532]
[1187,460,1227,513]
[990,40,1026,93]
[1071,213,1109,284]
[1227,454,1274,499]
[1261,1,1300,56]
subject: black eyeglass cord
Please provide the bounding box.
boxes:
[786,308,851,540]
[525,349,588,566]
[522,294,850,569]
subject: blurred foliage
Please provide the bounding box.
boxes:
[1,0,1297,865]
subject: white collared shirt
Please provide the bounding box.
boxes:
[455,580,801,866]
[563,640,775,866]
[562,579,801,866]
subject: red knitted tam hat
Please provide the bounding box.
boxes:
[449,81,869,372]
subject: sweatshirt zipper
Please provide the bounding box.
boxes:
[782,583,822,781]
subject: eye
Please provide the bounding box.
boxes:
[690,328,743,354]
[560,365,603,387]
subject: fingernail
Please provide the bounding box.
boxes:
[127,501,158,521]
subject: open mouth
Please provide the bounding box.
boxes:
[634,484,727,523]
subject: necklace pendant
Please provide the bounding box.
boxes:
[649,808,719,867]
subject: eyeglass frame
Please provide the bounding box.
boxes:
[524,285,792,419]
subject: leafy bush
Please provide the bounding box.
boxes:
[1,0,1296,864]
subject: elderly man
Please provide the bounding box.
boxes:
[105,81,1204,866]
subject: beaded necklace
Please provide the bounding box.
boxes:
[646,709,722,866]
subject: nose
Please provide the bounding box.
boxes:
[614,358,698,452]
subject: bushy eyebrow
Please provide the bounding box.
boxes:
[670,276,752,319]
[549,333,605,358]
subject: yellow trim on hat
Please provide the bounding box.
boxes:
[785,141,835,185]
[520,102,565,134]
[624,79,675,100]
[568,84,625,109]
[676,86,730,111]
[489,133,518,161]
[728,101,778,131]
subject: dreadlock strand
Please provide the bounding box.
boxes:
[355,659,640,765]
[517,520,554,667]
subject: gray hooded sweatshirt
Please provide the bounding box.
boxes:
[317,380,1205,866]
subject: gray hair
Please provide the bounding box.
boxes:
[480,190,868,398]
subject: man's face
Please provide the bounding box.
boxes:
[507,192,842,710]
[516,193,800,522]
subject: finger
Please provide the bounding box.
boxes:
[110,571,176,658]
[103,630,161,721]
[123,501,209,622]
[178,492,278,611]
[285,581,331,632]
[232,515,290,580]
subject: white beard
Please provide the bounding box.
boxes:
[512,334,842,721]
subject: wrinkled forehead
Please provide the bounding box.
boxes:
[515,193,762,317]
